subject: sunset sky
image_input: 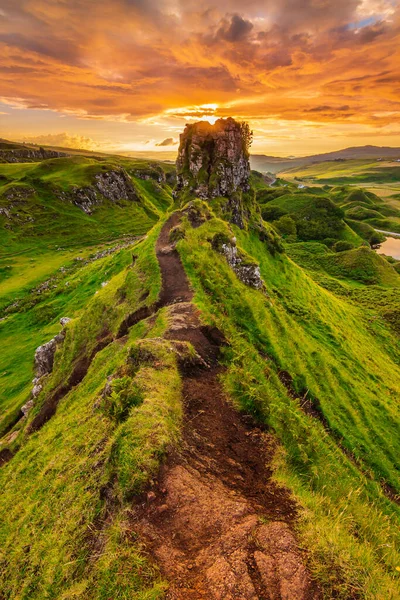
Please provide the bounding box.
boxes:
[0,0,400,157]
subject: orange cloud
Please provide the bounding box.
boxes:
[19,132,101,150]
[0,0,399,152]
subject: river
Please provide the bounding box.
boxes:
[376,236,400,260]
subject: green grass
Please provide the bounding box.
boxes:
[175,206,400,598]
[0,155,173,255]
[254,173,400,244]
[0,155,173,434]
[0,219,182,599]
[281,159,400,184]
[0,239,147,436]
[287,243,400,286]
[0,331,179,599]
[2,152,400,599]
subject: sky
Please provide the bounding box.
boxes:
[0,0,400,157]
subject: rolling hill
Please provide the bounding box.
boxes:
[251,145,400,174]
[1,125,400,600]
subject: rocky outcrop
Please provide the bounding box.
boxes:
[34,336,63,379]
[29,317,71,404]
[0,147,68,163]
[69,169,140,214]
[176,118,250,198]
[94,169,139,203]
[59,317,72,327]
[133,164,166,183]
[212,233,264,290]
[176,118,251,227]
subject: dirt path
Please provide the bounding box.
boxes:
[131,214,320,600]
[156,212,194,307]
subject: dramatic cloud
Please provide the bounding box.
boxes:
[0,0,399,153]
[156,137,178,146]
[19,133,101,151]
[215,14,254,42]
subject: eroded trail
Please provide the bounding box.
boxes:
[132,215,320,600]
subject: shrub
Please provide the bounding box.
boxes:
[169,225,186,242]
[295,197,345,241]
[369,233,384,248]
[262,205,288,221]
[102,376,144,422]
[274,215,297,238]
[322,238,336,248]
[333,241,355,252]
[211,232,232,252]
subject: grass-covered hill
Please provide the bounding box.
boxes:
[0,154,174,441]
[255,175,400,241]
[280,158,400,185]
[0,155,175,254]
[1,151,400,599]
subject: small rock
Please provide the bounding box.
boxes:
[21,399,34,415]
[59,317,71,326]
[32,383,43,398]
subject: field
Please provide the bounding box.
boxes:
[280,158,400,184]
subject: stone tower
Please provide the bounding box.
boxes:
[176,118,251,201]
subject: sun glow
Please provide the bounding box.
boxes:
[164,103,219,124]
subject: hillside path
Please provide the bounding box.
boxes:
[131,213,320,600]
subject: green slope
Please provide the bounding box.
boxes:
[1,166,400,598]
[0,155,174,255]
[280,158,400,184]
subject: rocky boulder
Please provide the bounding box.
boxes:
[176,118,252,227]
[71,186,98,214]
[34,334,64,378]
[67,169,140,214]
[212,233,264,290]
[30,317,71,402]
[94,169,139,203]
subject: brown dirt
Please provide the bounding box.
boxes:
[156,212,193,307]
[0,448,14,466]
[130,216,321,599]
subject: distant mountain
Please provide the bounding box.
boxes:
[250,145,400,174]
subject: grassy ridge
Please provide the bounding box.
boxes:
[0,155,174,255]
[1,153,400,599]
[0,225,183,599]
[176,206,400,598]
[0,155,173,434]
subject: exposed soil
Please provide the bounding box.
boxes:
[156,212,194,307]
[131,215,320,599]
[0,448,14,466]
